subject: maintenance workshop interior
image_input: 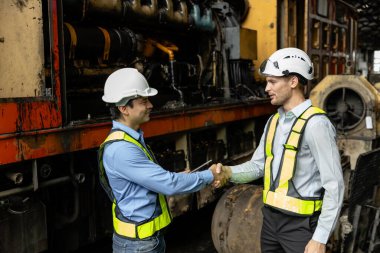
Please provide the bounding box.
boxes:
[1,0,380,252]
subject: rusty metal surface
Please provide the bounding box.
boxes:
[0,0,45,98]
[0,101,62,134]
[0,0,62,134]
[0,102,275,165]
[211,184,263,253]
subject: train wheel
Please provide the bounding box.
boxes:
[211,184,263,253]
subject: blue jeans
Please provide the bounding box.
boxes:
[112,233,166,253]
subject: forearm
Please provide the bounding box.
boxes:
[230,160,264,183]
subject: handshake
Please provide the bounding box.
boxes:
[209,163,232,188]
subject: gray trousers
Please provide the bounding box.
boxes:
[261,206,320,253]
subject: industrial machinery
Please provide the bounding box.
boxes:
[0,0,362,252]
[0,0,272,252]
[310,75,380,169]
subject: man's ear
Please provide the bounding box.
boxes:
[289,75,299,89]
[118,106,129,115]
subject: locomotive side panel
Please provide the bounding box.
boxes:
[0,0,45,98]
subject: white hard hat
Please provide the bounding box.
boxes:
[102,68,158,105]
[259,47,314,80]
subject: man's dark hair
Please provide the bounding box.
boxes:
[108,99,135,120]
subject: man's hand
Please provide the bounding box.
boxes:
[209,163,232,188]
[304,239,325,253]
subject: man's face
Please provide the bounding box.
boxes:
[127,97,153,125]
[264,76,294,106]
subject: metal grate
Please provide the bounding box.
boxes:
[348,148,380,222]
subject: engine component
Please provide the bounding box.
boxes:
[0,199,48,253]
[6,172,23,185]
[310,75,380,169]
[310,75,379,138]
[211,184,263,253]
[63,24,140,64]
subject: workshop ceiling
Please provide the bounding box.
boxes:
[345,0,380,50]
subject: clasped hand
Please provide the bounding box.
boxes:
[209,163,231,188]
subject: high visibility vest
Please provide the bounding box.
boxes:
[98,130,172,239]
[263,106,326,216]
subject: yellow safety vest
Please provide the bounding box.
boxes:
[263,106,326,216]
[98,130,172,239]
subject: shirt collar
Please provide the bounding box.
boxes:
[112,120,143,141]
[278,99,312,119]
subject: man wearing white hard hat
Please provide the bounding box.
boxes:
[214,48,344,253]
[98,68,221,253]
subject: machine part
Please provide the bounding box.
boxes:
[190,4,215,31]
[224,0,250,21]
[225,28,257,61]
[6,172,23,185]
[340,149,380,252]
[39,163,52,179]
[167,194,192,218]
[0,199,48,253]
[0,176,71,198]
[211,184,263,253]
[63,24,139,63]
[339,215,353,253]
[325,88,365,131]
[348,148,380,221]
[310,75,380,139]
[148,40,185,105]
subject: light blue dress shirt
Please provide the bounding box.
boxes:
[103,121,214,222]
[230,99,344,244]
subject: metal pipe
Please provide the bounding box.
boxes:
[33,159,38,191]
[128,0,158,17]
[346,205,362,253]
[0,176,71,198]
[172,1,189,25]
[170,60,184,105]
[6,172,23,185]
[368,206,380,253]
[149,39,184,105]
[55,181,80,228]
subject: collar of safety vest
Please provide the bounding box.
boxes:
[112,120,144,141]
[278,99,312,119]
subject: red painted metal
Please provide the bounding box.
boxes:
[0,102,275,165]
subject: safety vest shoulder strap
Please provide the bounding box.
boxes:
[264,113,279,190]
[102,130,154,161]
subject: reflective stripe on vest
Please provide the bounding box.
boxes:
[98,130,172,239]
[263,106,325,215]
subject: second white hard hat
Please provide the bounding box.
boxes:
[259,47,314,80]
[102,68,158,105]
